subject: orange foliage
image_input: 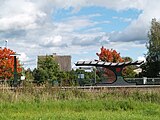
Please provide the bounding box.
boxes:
[96,46,123,62]
[0,48,22,80]
[96,46,124,83]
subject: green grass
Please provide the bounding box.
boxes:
[1,100,160,120]
[1,88,160,120]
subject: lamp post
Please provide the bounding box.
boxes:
[10,54,20,87]
[5,40,8,48]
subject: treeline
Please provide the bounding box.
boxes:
[24,58,97,86]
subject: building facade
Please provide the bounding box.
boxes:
[38,53,71,71]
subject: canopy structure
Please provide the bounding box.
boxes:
[75,60,144,86]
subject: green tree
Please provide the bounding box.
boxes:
[58,71,69,86]
[25,68,34,81]
[122,57,137,78]
[141,18,160,77]
[33,68,47,84]
[33,56,60,84]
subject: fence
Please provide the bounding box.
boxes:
[1,78,160,87]
[125,78,160,85]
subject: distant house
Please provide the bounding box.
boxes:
[133,67,142,74]
[38,53,71,71]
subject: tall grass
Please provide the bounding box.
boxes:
[1,87,160,119]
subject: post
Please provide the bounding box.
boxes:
[143,77,147,84]
[13,56,18,87]
[94,67,96,84]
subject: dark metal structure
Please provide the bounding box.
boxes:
[10,54,20,87]
[75,60,144,86]
[13,56,17,87]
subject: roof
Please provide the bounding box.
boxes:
[75,60,144,68]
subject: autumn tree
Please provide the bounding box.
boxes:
[96,46,123,83]
[96,47,136,82]
[0,48,22,80]
[96,46,123,62]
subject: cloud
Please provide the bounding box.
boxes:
[39,35,67,47]
[54,18,94,33]
[88,0,145,11]
[110,17,149,43]
[51,0,155,44]
[110,0,160,43]
[0,0,160,69]
[112,16,132,22]
[50,0,145,11]
[0,0,46,31]
[18,52,30,62]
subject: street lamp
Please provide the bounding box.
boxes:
[10,54,20,87]
[5,40,8,48]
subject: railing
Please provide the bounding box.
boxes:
[1,78,160,87]
[125,78,160,85]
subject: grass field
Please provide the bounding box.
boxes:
[1,87,160,120]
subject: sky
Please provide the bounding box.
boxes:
[0,0,160,70]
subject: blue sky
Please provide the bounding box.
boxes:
[0,0,160,69]
[53,6,141,32]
